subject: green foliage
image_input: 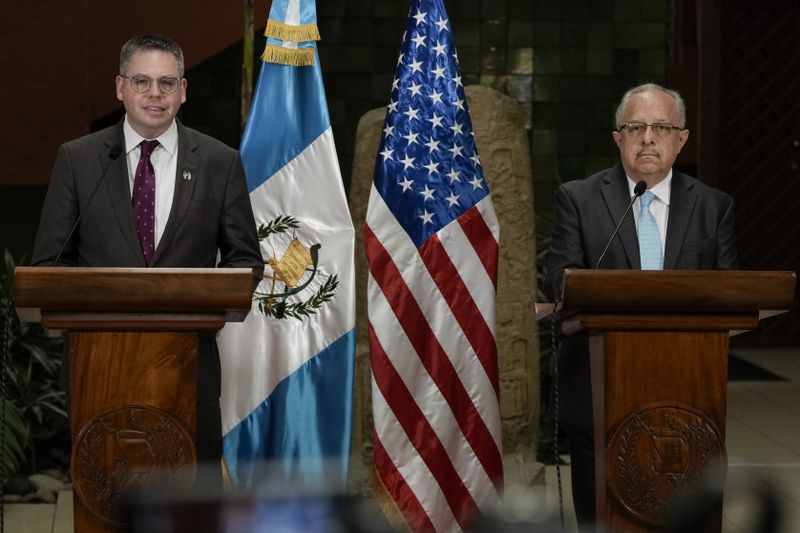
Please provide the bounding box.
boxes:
[255,274,339,320]
[256,214,301,240]
[2,400,27,474]
[0,249,69,476]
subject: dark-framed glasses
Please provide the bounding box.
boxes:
[121,74,181,94]
[618,122,682,138]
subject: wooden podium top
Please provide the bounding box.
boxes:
[14,267,256,330]
[535,270,796,335]
[558,269,796,313]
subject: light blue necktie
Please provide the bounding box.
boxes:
[638,191,663,270]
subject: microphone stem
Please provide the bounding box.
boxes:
[594,183,646,269]
[53,149,122,266]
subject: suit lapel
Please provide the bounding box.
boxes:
[152,123,200,265]
[600,165,639,268]
[664,171,697,269]
[103,122,147,266]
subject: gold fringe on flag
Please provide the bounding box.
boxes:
[221,458,233,490]
[262,44,315,66]
[265,19,320,42]
[371,464,409,530]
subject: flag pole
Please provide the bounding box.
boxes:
[241,0,255,132]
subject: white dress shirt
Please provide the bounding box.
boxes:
[123,117,178,248]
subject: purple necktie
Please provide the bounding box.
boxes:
[132,140,159,265]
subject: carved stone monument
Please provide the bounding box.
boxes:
[348,85,539,465]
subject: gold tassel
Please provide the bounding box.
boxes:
[265,19,321,42]
[221,458,233,490]
[371,464,411,531]
[262,45,315,66]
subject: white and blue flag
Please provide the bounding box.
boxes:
[218,0,355,488]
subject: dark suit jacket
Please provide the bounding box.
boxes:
[545,163,738,429]
[32,119,264,402]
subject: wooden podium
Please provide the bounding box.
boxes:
[14,267,256,533]
[551,269,796,531]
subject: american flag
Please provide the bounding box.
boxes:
[364,0,503,530]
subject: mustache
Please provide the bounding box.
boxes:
[636,149,660,158]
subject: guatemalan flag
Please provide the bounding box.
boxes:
[217,0,356,488]
[365,0,503,530]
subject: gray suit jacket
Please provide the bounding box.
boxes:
[32,120,264,402]
[32,120,262,274]
[545,163,738,428]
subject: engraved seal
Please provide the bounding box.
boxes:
[606,403,726,526]
[72,404,196,526]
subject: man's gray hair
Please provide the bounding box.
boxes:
[614,83,686,129]
[120,33,185,77]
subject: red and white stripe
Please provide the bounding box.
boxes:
[365,184,503,532]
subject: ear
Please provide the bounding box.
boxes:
[180,78,187,104]
[612,130,623,149]
[677,129,689,151]
[115,75,125,102]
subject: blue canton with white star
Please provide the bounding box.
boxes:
[373,0,488,249]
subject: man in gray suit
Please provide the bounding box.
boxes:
[545,83,738,527]
[31,34,263,478]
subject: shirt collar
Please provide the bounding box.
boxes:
[626,170,672,206]
[122,117,178,157]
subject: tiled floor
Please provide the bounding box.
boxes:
[5,347,800,532]
[4,490,71,533]
[723,347,800,532]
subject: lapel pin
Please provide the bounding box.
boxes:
[182,169,192,181]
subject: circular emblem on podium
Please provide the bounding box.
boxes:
[606,403,725,526]
[72,404,196,526]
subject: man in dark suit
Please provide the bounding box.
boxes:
[545,83,738,528]
[31,34,263,477]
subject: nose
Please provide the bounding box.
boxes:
[146,80,163,97]
[641,125,656,144]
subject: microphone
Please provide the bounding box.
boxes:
[594,180,646,269]
[53,144,124,266]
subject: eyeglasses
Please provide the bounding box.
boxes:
[121,75,182,94]
[618,122,682,138]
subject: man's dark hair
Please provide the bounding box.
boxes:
[120,33,185,77]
